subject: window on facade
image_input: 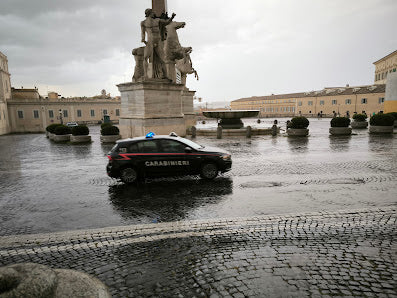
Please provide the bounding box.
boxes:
[49,110,54,118]
[378,97,385,104]
[361,98,367,104]
[90,110,95,117]
[17,110,24,119]
[103,109,108,115]
[345,99,351,105]
[33,110,39,119]
[298,101,302,106]
[63,110,68,117]
[332,100,337,105]
[116,109,120,116]
[319,100,324,105]
[308,101,313,106]
[77,110,82,117]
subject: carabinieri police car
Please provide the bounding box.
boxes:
[106,132,232,183]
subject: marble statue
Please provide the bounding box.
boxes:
[176,47,199,85]
[140,8,175,79]
[132,47,145,82]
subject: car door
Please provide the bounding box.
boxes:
[135,139,163,177]
[157,139,191,176]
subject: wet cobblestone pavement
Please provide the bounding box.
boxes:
[0,119,396,296]
[0,119,396,236]
[1,207,396,297]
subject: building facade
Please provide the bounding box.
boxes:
[7,88,121,133]
[0,52,11,135]
[374,50,397,85]
[231,85,385,118]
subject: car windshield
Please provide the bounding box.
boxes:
[179,138,204,150]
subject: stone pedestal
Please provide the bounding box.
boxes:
[118,79,189,138]
[181,88,196,128]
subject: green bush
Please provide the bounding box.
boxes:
[54,125,72,135]
[386,112,397,120]
[101,125,119,136]
[289,116,309,129]
[370,114,394,126]
[46,123,62,133]
[101,122,113,129]
[71,125,89,136]
[352,114,367,121]
[330,117,350,127]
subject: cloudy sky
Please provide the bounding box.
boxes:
[1,0,396,102]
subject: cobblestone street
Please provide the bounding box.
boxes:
[1,207,396,297]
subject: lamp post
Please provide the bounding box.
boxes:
[59,109,63,124]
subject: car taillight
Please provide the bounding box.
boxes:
[107,155,113,161]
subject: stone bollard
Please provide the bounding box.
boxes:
[246,126,252,138]
[0,263,111,298]
[271,124,278,136]
[191,126,196,138]
[217,126,222,139]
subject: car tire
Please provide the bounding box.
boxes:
[120,167,138,184]
[200,163,218,180]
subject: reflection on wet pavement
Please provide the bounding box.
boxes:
[0,120,396,235]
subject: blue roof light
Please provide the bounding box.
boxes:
[146,132,155,138]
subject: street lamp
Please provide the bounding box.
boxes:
[59,109,63,124]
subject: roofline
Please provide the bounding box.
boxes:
[373,50,397,64]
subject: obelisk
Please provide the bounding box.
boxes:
[152,0,167,17]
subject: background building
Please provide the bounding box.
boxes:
[7,88,120,133]
[374,50,397,85]
[0,51,11,135]
[231,85,385,118]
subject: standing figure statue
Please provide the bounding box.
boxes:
[141,8,175,79]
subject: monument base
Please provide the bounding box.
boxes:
[118,79,192,138]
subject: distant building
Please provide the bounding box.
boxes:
[8,88,121,133]
[231,85,385,117]
[374,50,397,84]
[0,52,11,135]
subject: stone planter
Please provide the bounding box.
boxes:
[70,135,92,143]
[100,135,121,143]
[53,134,71,142]
[48,132,55,140]
[394,120,397,128]
[329,127,352,136]
[369,126,394,134]
[351,120,368,129]
[287,128,309,136]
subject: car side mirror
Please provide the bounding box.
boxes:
[185,147,193,153]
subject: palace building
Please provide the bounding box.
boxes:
[231,50,397,117]
[0,51,121,135]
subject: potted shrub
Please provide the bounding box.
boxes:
[53,125,72,142]
[329,117,352,135]
[287,116,309,136]
[386,112,397,128]
[351,113,368,129]
[369,113,394,134]
[46,123,62,139]
[70,125,91,143]
[100,125,121,143]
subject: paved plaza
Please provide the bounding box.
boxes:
[1,120,396,296]
[1,207,396,297]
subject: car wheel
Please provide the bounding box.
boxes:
[120,167,138,184]
[200,163,218,180]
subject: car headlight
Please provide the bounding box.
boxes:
[221,154,231,161]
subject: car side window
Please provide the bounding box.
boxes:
[160,139,186,153]
[137,140,159,153]
[127,143,139,153]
